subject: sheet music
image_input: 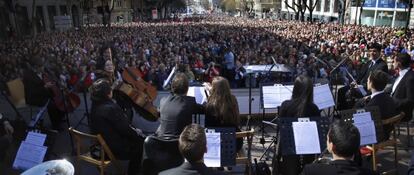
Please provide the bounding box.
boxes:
[313,84,335,109]
[13,141,47,170]
[292,121,321,154]
[204,132,221,167]
[353,112,377,145]
[262,85,293,108]
[187,86,208,104]
[25,132,47,146]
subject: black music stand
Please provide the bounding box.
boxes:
[338,106,384,143]
[278,117,330,155]
[206,127,236,166]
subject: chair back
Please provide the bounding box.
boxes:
[383,112,405,126]
[68,127,117,166]
[142,136,184,175]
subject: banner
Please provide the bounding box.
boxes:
[363,0,377,7]
[377,0,395,8]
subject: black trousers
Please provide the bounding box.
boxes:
[116,137,145,175]
[47,103,65,131]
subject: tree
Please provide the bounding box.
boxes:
[305,0,319,23]
[221,0,237,12]
[100,0,115,27]
[200,0,212,11]
[284,0,306,21]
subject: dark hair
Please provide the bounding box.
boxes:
[171,73,189,95]
[328,120,360,158]
[291,75,314,117]
[179,124,206,163]
[368,43,382,52]
[90,79,112,102]
[395,53,412,69]
[368,70,389,91]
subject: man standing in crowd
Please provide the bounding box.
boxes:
[302,120,376,175]
[90,79,145,175]
[156,73,204,139]
[159,124,226,175]
[389,53,414,122]
[222,46,236,88]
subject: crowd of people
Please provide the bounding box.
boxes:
[1,15,414,175]
[1,16,414,90]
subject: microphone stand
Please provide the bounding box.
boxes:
[328,57,348,117]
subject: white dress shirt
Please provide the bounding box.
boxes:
[392,68,410,95]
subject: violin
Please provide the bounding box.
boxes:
[43,68,80,113]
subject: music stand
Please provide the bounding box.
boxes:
[278,117,330,156]
[206,127,236,166]
[339,106,384,143]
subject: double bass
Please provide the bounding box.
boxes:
[116,67,159,121]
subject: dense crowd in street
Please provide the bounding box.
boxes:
[1,16,413,89]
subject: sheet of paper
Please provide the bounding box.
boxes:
[25,132,47,146]
[13,141,47,171]
[353,112,377,145]
[292,121,321,154]
[187,87,208,104]
[204,132,221,167]
[313,84,335,109]
[262,85,293,108]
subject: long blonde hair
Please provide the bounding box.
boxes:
[206,76,240,125]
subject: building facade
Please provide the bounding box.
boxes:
[280,0,340,21]
[348,0,413,27]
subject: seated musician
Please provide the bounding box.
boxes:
[302,120,376,175]
[354,70,398,141]
[89,79,144,175]
[205,76,242,151]
[159,124,227,175]
[275,75,321,175]
[156,73,204,139]
[0,113,14,161]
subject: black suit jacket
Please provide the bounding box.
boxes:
[358,59,388,87]
[302,160,377,175]
[90,99,142,159]
[157,94,204,138]
[22,68,51,107]
[355,93,398,141]
[391,70,414,121]
[159,162,226,175]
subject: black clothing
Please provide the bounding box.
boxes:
[355,93,398,141]
[357,59,388,88]
[275,99,321,175]
[391,70,414,122]
[156,94,204,138]
[279,100,320,118]
[302,159,377,175]
[22,68,64,130]
[159,162,227,175]
[90,99,144,175]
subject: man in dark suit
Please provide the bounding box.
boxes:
[357,43,389,88]
[156,73,204,139]
[302,120,376,175]
[90,79,145,175]
[159,124,226,175]
[355,70,398,141]
[389,53,414,122]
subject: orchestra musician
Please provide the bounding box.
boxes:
[388,53,414,122]
[89,79,145,175]
[22,56,65,131]
[354,70,398,141]
[274,75,321,175]
[204,76,242,151]
[156,73,204,139]
[302,120,376,175]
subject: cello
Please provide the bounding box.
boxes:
[117,67,159,121]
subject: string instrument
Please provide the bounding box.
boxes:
[118,67,159,121]
[43,70,80,113]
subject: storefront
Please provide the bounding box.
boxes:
[359,0,409,27]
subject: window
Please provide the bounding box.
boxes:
[116,0,123,8]
[315,0,321,12]
[60,5,67,15]
[324,0,330,12]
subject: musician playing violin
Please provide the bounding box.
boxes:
[23,56,66,131]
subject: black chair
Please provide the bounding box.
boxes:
[142,136,184,175]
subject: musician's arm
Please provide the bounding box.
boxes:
[109,107,141,140]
